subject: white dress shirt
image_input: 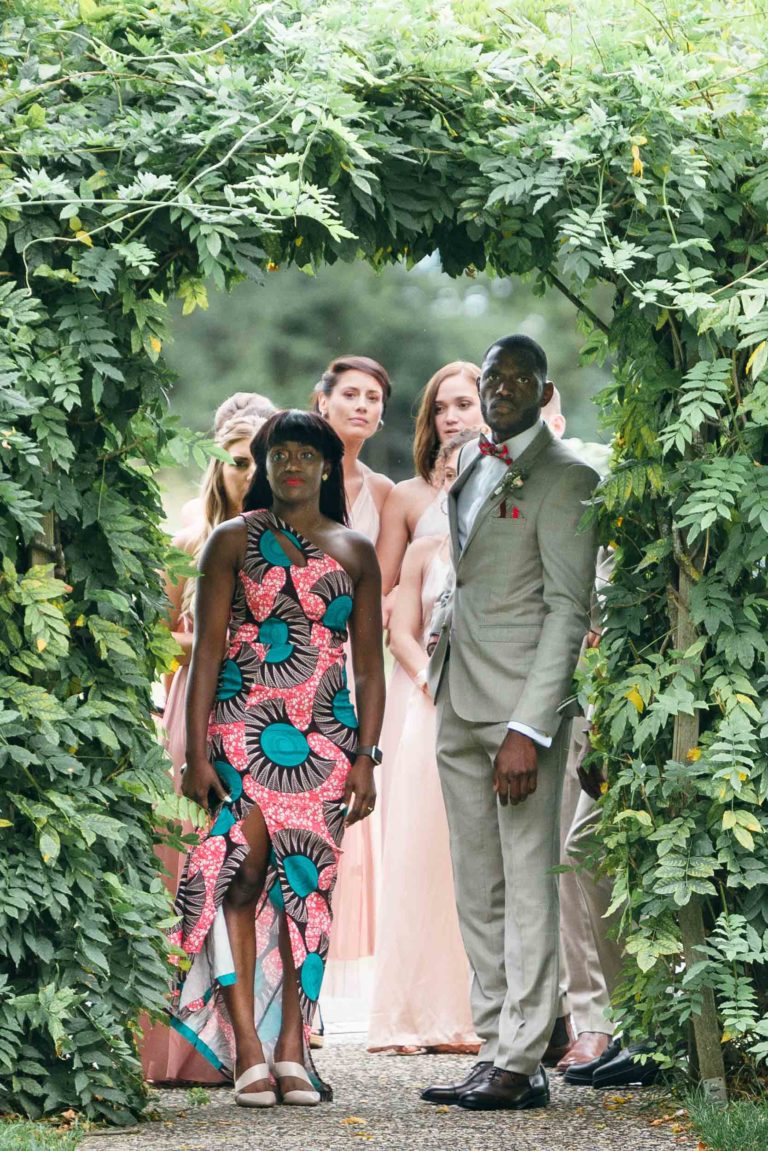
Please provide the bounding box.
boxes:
[456,421,552,748]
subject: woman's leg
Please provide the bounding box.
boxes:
[273,912,310,1092]
[220,804,271,1095]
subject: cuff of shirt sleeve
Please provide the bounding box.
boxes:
[507,721,552,748]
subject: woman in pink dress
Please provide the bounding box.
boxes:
[179,392,277,529]
[375,363,484,835]
[311,356,393,999]
[368,430,481,1055]
[171,411,384,1106]
[375,361,483,597]
[142,411,266,1084]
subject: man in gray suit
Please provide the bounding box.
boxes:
[421,335,598,1111]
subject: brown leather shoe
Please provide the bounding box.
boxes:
[420,1061,493,1104]
[458,1066,549,1111]
[555,1031,611,1072]
[542,1015,575,1066]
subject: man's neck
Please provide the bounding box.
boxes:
[491,415,541,444]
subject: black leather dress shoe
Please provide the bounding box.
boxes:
[592,1042,659,1089]
[420,1061,493,1104]
[563,1038,621,1086]
[458,1066,550,1111]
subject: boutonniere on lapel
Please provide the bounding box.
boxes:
[493,465,525,520]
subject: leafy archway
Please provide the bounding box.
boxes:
[1,0,766,1121]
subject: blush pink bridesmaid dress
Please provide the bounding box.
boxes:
[367,543,479,1051]
[141,616,226,1084]
[322,467,383,998]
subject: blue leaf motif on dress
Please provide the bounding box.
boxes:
[216,659,243,700]
[322,594,353,631]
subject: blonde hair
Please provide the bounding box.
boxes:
[214,391,276,432]
[412,361,481,482]
[180,414,263,613]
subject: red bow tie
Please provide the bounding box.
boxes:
[478,433,513,465]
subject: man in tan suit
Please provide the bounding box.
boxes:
[421,335,598,1111]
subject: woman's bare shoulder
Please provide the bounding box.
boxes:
[326,523,379,582]
[365,467,395,507]
[203,516,249,558]
[383,475,431,508]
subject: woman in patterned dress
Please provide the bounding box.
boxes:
[142,411,264,1085]
[171,410,385,1107]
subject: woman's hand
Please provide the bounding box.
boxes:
[343,758,377,827]
[182,755,230,812]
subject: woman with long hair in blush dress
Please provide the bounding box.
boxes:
[142,411,266,1084]
[374,363,484,835]
[179,392,278,529]
[368,429,481,1055]
[170,411,385,1107]
[311,356,393,1005]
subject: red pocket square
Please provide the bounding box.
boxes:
[497,501,522,519]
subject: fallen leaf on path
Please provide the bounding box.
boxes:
[341,1116,367,1125]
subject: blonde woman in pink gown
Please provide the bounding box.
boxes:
[311,356,393,999]
[142,411,266,1083]
[369,432,480,1054]
[375,363,484,834]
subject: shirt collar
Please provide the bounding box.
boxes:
[495,419,543,461]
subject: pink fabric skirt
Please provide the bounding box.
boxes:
[140,665,226,1085]
[367,680,478,1049]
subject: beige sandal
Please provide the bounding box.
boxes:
[273,1060,320,1106]
[234,1064,277,1108]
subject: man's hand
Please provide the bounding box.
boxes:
[573,727,606,800]
[493,729,538,806]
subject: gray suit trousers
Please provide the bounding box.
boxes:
[564,786,624,1010]
[559,721,616,1034]
[436,679,568,1076]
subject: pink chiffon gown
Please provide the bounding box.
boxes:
[322,468,383,997]
[368,544,478,1050]
[378,493,448,836]
[141,617,227,1084]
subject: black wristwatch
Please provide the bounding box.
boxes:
[355,744,383,765]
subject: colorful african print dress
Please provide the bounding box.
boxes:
[168,510,358,1098]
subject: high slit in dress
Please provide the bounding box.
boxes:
[168,510,358,1099]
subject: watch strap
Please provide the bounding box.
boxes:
[355,744,383,765]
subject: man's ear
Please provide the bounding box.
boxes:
[547,414,567,439]
[541,379,555,407]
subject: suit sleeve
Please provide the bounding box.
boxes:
[509,462,598,738]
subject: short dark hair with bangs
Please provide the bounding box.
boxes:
[243,409,348,525]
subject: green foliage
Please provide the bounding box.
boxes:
[0,1122,81,1151]
[1,0,767,1123]
[686,1093,768,1151]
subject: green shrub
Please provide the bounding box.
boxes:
[687,1094,768,1151]
[0,1123,80,1151]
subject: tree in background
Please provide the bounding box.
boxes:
[165,259,610,486]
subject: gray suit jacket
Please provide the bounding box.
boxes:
[427,424,599,735]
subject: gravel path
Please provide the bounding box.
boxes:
[81,1046,697,1150]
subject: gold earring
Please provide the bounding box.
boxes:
[322,473,329,481]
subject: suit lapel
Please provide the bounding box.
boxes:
[448,442,482,565]
[456,424,555,565]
